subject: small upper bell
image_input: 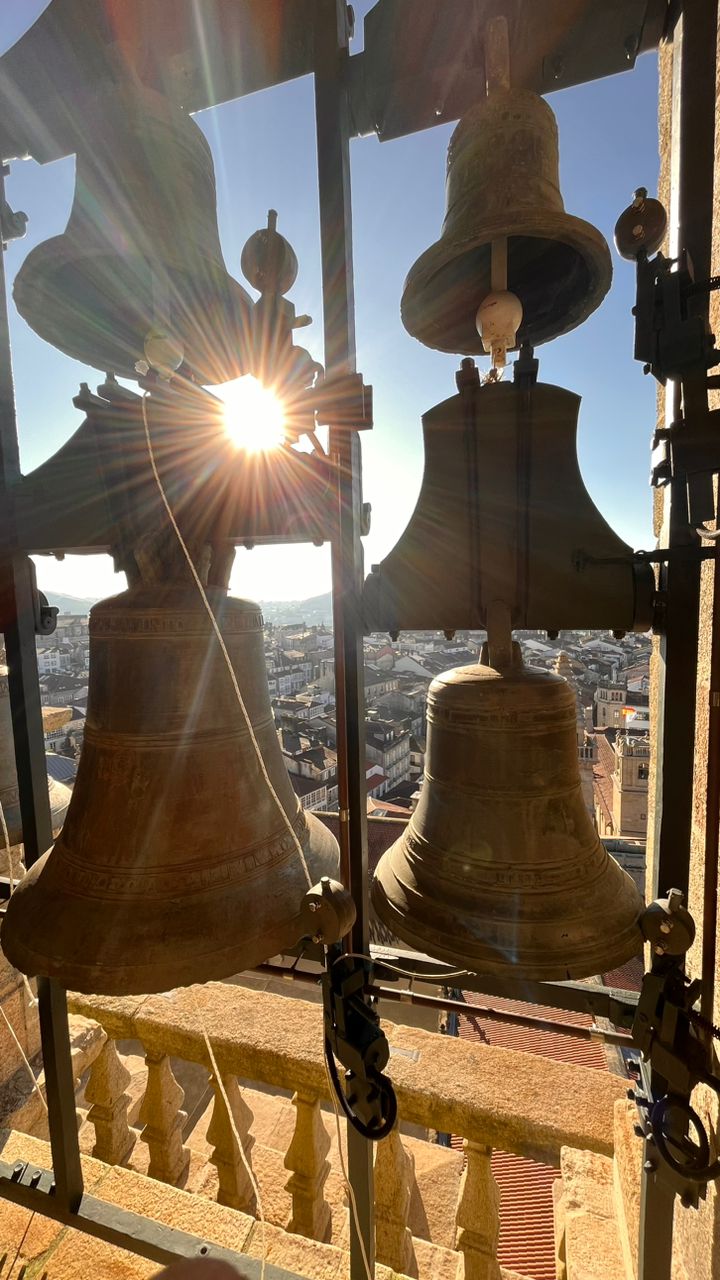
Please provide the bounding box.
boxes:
[401,88,612,354]
[371,644,645,980]
[13,84,254,385]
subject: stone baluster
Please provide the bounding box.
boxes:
[375,1125,416,1275]
[207,1073,257,1213]
[284,1090,332,1242]
[84,1039,136,1166]
[138,1050,190,1185]
[455,1140,502,1280]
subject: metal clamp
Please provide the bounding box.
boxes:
[322,946,397,1140]
[0,558,57,636]
[631,892,720,1195]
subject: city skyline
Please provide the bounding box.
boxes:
[1,3,659,603]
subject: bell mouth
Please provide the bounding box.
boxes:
[401,214,612,354]
[371,853,644,983]
[2,812,338,996]
[13,239,254,385]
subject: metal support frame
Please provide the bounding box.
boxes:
[314,3,375,1275]
[0,1156,302,1277]
[0,4,378,1274]
[0,2,714,1278]
[0,167,84,1218]
[640,2,719,1277]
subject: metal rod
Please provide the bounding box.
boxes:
[254,963,635,1045]
[0,1159,303,1278]
[366,986,634,1046]
[0,166,84,1214]
[313,5,374,1277]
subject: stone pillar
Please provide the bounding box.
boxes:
[207,1073,257,1213]
[85,1039,136,1165]
[455,1140,501,1280]
[284,1090,332,1242]
[375,1126,416,1275]
[138,1051,190,1185]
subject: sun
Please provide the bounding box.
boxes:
[212,375,285,452]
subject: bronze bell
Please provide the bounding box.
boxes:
[0,662,71,848]
[401,88,612,354]
[371,644,644,980]
[2,584,339,995]
[13,84,253,385]
[363,377,655,635]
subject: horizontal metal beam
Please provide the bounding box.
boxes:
[351,0,670,141]
[0,0,670,161]
[0,1159,307,1280]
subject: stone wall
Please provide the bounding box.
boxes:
[648,20,720,1278]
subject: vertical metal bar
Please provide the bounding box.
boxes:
[36,979,83,1211]
[313,5,374,1278]
[650,0,718,904]
[0,167,84,1213]
[641,2,718,1276]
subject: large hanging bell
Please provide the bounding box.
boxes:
[13,84,253,385]
[401,89,612,353]
[372,645,644,979]
[2,584,339,994]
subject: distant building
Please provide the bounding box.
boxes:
[365,718,411,788]
[611,735,650,839]
[593,685,649,732]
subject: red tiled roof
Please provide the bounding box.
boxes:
[317,812,407,874]
[449,1138,559,1280]
[456,993,608,1070]
[367,796,413,817]
[602,956,644,992]
[452,993,607,1280]
[491,1150,560,1280]
[593,732,616,829]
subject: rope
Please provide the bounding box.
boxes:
[190,988,267,1280]
[140,392,312,892]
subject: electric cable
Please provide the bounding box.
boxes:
[324,1036,397,1140]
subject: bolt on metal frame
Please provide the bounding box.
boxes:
[0,2,714,1279]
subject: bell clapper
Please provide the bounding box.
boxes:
[475,20,521,374]
[143,328,185,380]
[476,236,524,372]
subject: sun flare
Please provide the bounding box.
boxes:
[213,375,285,452]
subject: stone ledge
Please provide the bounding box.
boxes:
[70,983,626,1163]
[0,1129,530,1280]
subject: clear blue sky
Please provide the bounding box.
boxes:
[1,2,659,604]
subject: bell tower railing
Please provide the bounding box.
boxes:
[64,980,626,1279]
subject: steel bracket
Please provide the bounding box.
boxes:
[0,558,57,637]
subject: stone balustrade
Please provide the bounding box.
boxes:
[69,982,627,1280]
